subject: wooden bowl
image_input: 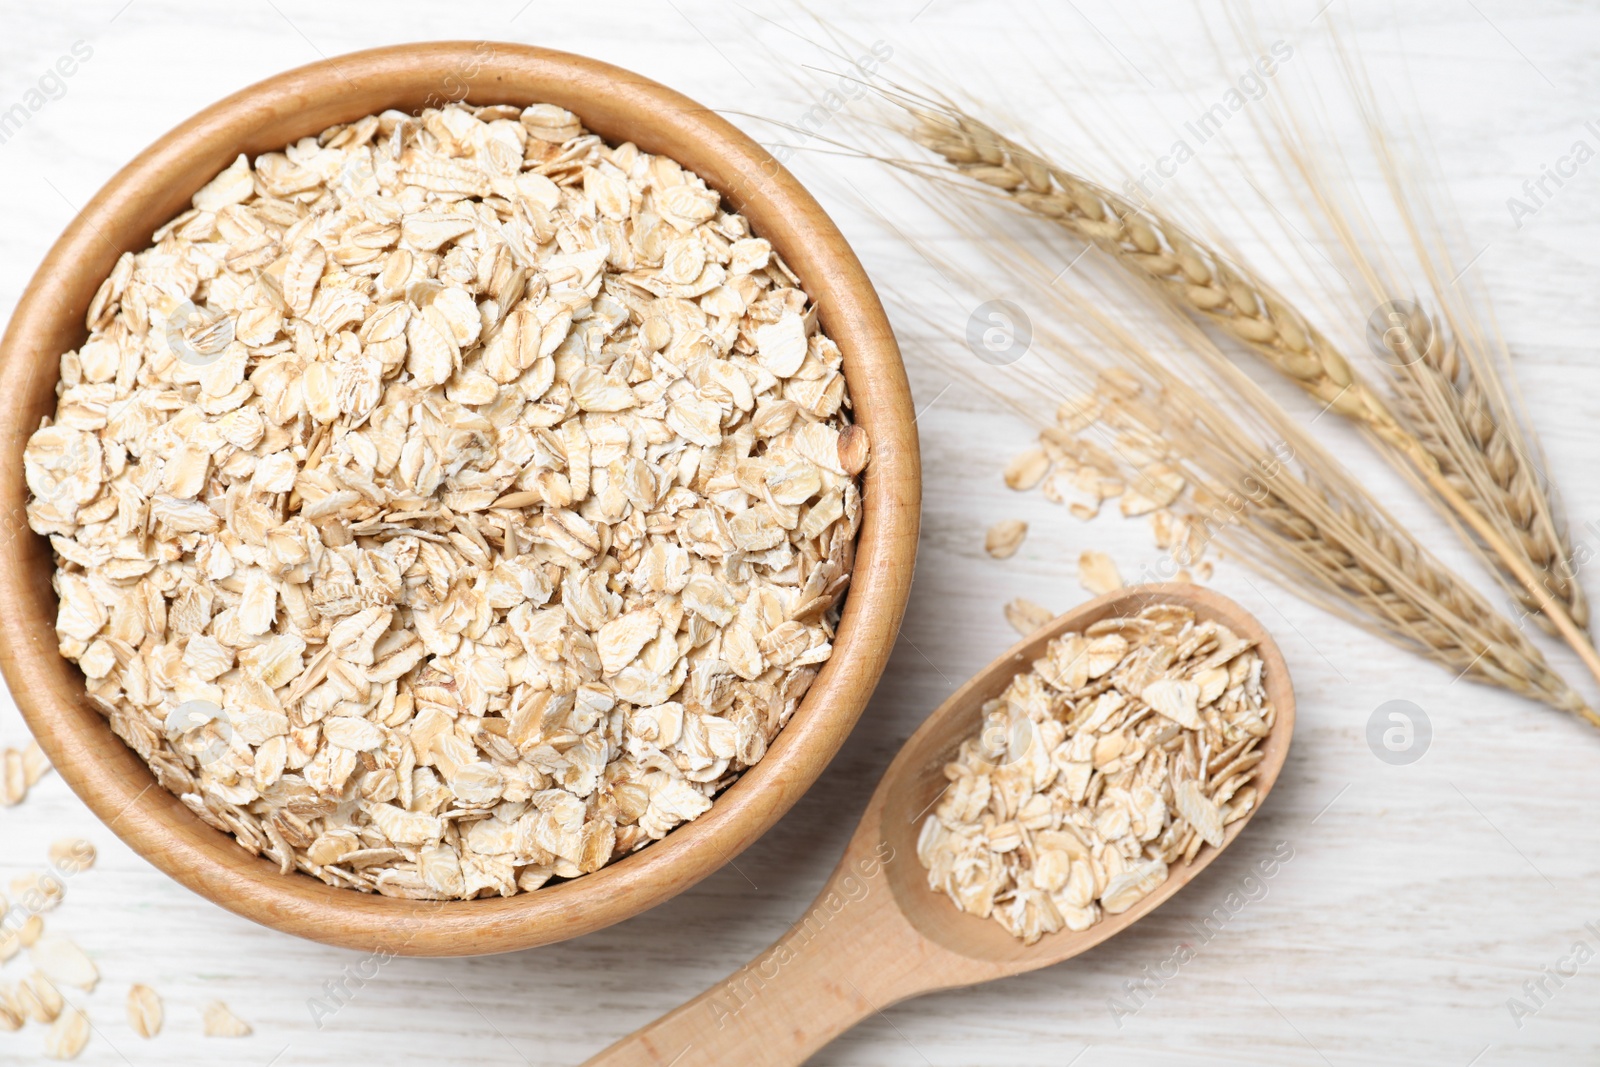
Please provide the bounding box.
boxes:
[0,42,920,956]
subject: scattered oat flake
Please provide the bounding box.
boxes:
[47,839,95,874]
[2,748,24,805]
[17,971,63,1023]
[984,519,1028,560]
[1121,463,1186,517]
[11,871,64,912]
[23,741,50,785]
[1004,598,1055,637]
[0,991,21,1031]
[1150,509,1182,549]
[1055,394,1101,431]
[1077,550,1123,595]
[1003,447,1051,491]
[127,984,163,1039]
[44,1005,89,1060]
[30,937,97,992]
[203,1000,252,1038]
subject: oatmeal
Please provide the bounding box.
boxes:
[23,102,860,899]
[917,602,1272,943]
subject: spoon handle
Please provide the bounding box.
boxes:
[581,837,928,1066]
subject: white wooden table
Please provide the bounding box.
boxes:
[4,1,1600,1063]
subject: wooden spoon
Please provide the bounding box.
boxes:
[583,584,1294,1066]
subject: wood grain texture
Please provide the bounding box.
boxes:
[585,586,1294,1066]
[0,41,920,956]
[2,1,1599,1065]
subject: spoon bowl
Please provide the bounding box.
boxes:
[585,583,1295,1065]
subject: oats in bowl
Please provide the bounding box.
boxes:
[22,101,860,899]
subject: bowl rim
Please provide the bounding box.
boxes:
[0,41,920,956]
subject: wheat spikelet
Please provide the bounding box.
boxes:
[1169,433,1584,716]
[1377,306,1589,630]
[1079,317,1589,719]
[907,108,1406,441]
[895,222,1592,720]
[1152,374,1587,717]
[897,101,1600,693]
[1237,34,1593,638]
